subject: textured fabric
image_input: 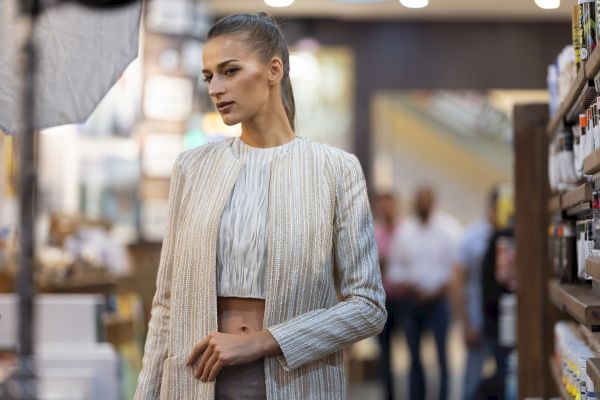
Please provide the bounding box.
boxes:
[217,137,297,299]
[134,137,387,400]
[215,359,266,400]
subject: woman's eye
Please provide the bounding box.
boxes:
[225,68,238,76]
[203,76,212,83]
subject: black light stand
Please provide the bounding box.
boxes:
[1,1,140,398]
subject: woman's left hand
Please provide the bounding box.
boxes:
[186,330,280,382]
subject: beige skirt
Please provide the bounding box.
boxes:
[215,359,266,400]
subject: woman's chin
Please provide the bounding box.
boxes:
[220,115,240,126]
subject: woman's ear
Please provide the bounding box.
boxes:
[268,56,284,86]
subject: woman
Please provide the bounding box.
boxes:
[134,12,386,400]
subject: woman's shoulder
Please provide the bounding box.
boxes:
[175,140,232,170]
[299,137,360,168]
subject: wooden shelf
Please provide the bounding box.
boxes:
[39,273,116,295]
[587,48,600,80]
[549,194,563,214]
[584,148,600,175]
[587,258,600,282]
[104,314,135,347]
[548,279,600,329]
[550,356,574,400]
[562,183,593,210]
[580,324,600,355]
[548,64,588,136]
[566,80,597,124]
[550,279,564,310]
[587,358,600,397]
[565,202,592,218]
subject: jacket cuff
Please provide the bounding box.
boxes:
[266,325,301,371]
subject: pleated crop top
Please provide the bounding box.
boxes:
[216,136,297,299]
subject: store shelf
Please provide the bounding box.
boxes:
[562,183,593,210]
[548,279,600,329]
[584,148,600,175]
[39,273,116,295]
[104,314,135,347]
[587,49,600,79]
[580,324,600,355]
[587,358,600,397]
[548,65,588,136]
[565,202,593,218]
[549,194,563,214]
[550,279,564,310]
[550,356,574,400]
[566,80,597,124]
[587,258,600,282]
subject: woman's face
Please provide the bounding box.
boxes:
[202,34,272,126]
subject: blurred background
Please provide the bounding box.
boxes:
[0,0,572,399]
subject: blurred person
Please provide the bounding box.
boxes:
[373,192,403,400]
[134,12,386,400]
[477,226,515,399]
[388,186,459,400]
[454,188,499,400]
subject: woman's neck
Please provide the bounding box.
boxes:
[240,93,294,148]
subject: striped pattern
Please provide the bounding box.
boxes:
[134,137,387,400]
[217,137,297,299]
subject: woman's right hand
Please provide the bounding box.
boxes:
[186,330,279,382]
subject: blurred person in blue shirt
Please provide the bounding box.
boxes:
[454,187,499,400]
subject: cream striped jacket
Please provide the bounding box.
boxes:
[134,137,387,400]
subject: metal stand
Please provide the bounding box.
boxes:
[3,0,41,398]
[0,1,138,398]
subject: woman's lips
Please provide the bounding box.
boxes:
[217,101,234,114]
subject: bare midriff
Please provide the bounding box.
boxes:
[217,297,265,335]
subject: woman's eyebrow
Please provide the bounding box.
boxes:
[202,59,239,74]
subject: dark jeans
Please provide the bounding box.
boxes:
[403,296,450,400]
[377,298,404,400]
[463,335,511,400]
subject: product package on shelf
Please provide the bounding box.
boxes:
[549,129,581,192]
[554,321,597,399]
[548,46,577,118]
[550,100,600,193]
[580,0,596,63]
[575,106,600,177]
[577,219,595,281]
[550,220,578,283]
[548,0,600,119]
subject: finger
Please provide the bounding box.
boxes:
[207,359,226,382]
[187,338,208,366]
[195,344,214,379]
[201,352,220,382]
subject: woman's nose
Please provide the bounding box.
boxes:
[208,79,225,97]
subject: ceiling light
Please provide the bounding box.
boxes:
[399,0,429,9]
[333,0,386,3]
[264,0,295,7]
[534,0,560,9]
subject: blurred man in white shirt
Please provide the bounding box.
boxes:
[388,186,459,400]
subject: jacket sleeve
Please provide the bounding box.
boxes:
[266,153,387,371]
[134,153,186,400]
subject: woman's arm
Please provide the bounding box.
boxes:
[266,153,387,371]
[134,153,187,400]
